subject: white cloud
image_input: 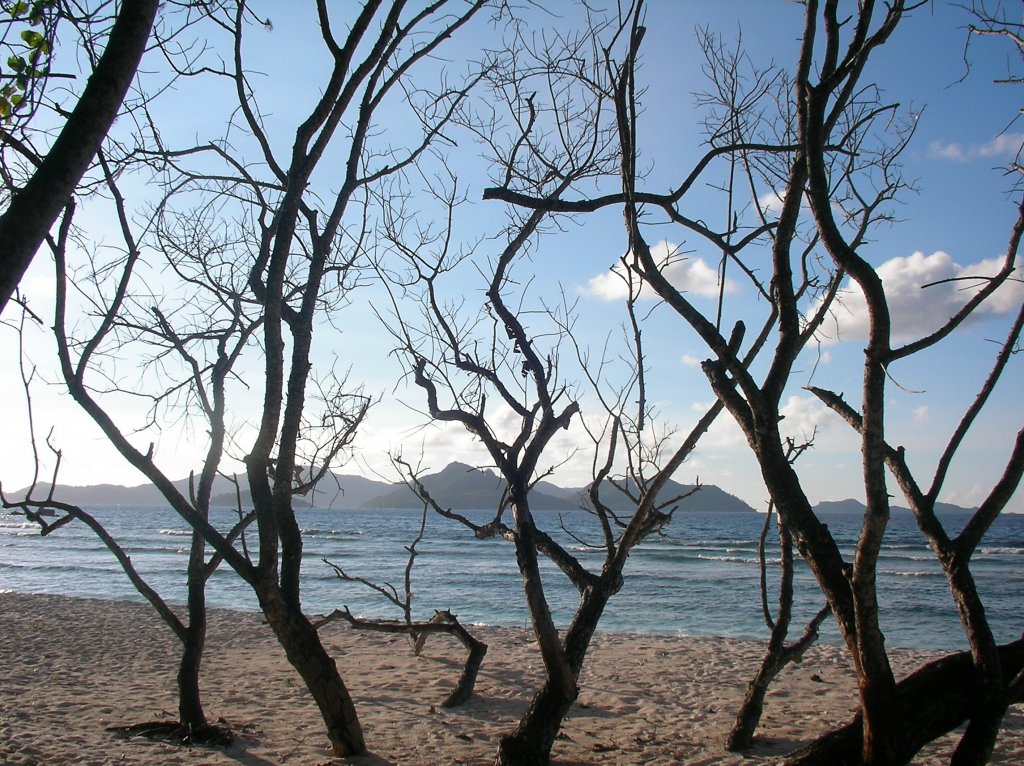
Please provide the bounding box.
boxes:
[929,141,966,162]
[758,189,786,214]
[929,132,1024,163]
[815,250,1024,343]
[913,405,929,423]
[690,400,747,449]
[681,354,702,367]
[779,395,837,443]
[581,240,737,302]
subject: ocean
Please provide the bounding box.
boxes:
[2,506,1022,650]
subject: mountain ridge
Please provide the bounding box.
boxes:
[15,469,982,515]
[14,461,756,513]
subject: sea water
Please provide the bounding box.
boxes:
[1,506,1022,650]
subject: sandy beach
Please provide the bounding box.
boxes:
[1,592,1021,765]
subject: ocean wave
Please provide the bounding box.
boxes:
[567,544,605,553]
[648,538,757,549]
[301,528,364,537]
[5,507,1021,650]
[692,553,760,564]
[880,569,943,578]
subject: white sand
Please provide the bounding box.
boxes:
[1,592,1021,765]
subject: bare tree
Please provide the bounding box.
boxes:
[17,2,494,757]
[377,75,724,759]
[481,1,1024,763]
[3,239,259,744]
[0,0,158,315]
[6,490,251,745]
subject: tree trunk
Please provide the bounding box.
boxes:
[729,515,830,751]
[259,589,364,757]
[783,637,1024,766]
[0,0,159,315]
[495,679,578,766]
[177,615,207,733]
[728,645,785,751]
[949,696,1007,766]
[177,526,209,733]
[858,673,901,765]
[496,581,616,766]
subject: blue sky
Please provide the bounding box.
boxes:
[2,1,1022,514]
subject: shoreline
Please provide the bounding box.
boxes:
[2,591,1021,765]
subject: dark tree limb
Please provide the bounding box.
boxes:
[0,0,159,315]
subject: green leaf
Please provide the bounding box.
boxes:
[0,98,11,118]
[20,29,43,48]
[11,2,28,19]
[7,55,26,73]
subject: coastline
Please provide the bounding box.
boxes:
[2,591,1021,765]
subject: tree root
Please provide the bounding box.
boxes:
[106,719,234,748]
[782,637,1024,765]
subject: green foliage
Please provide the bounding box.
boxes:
[0,0,56,120]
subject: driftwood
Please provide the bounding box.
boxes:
[316,608,487,707]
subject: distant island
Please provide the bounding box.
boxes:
[16,461,757,513]
[812,498,978,516]
[14,466,981,516]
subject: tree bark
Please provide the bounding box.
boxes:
[259,589,364,757]
[177,529,208,733]
[496,577,618,766]
[495,680,578,766]
[0,0,158,315]
[728,642,785,751]
[177,616,207,733]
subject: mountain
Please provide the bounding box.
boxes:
[561,479,757,515]
[16,473,392,510]
[363,466,756,513]
[210,474,394,510]
[14,478,228,507]
[359,462,577,511]
[14,463,755,514]
[814,498,978,516]
[302,474,395,509]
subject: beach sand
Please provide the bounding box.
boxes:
[1,592,1021,765]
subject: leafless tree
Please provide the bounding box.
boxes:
[2,278,252,743]
[317,456,488,708]
[377,60,725,758]
[481,1,1024,764]
[17,2,494,757]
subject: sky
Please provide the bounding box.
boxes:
[2,1,1023,514]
